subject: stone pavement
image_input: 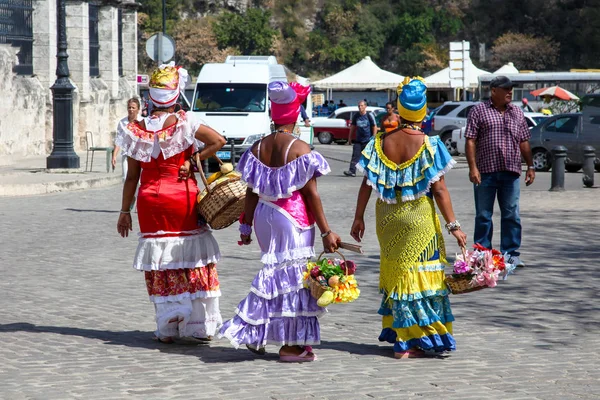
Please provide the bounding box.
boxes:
[0,145,599,399]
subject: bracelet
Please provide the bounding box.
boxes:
[120,210,131,214]
[320,230,332,238]
[239,223,252,236]
[238,212,252,226]
[444,220,461,233]
[527,166,535,170]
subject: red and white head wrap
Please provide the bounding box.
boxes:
[148,62,189,108]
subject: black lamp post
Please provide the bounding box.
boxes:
[47,0,80,169]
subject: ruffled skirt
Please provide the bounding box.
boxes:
[218,201,325,349]
[134,230,222,340]
[376,197,456,353]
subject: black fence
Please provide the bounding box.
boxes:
[0,0,34,75]
[89,3,99,77]
[117,8,123,76]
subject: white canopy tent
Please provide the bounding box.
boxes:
[312,56,404,96]
[494,62,519,75]
[424,59,489,89]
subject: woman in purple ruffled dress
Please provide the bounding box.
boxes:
[218,82,340,362]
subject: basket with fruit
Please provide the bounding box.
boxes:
[303,251,360,307]
[195,154,246,230]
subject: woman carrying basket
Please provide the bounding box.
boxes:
[218,81,341,362]
[350,77,467,359]
[116,63,226,344]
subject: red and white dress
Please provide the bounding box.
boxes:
[117,111,222,340]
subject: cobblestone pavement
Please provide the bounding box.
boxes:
[1,146,599,400]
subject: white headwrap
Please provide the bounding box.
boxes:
[149,61,189,108]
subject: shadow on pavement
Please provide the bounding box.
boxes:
[65,208,119,213]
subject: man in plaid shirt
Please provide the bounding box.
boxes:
[464,76,535,268]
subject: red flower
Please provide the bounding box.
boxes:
[473,243,488,251]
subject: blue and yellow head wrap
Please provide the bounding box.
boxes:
[397,77,427,122]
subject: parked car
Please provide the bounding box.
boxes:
[451,111,551,156]
[312,106,385,144]
[529,111,600,172]
[431,101,480,155]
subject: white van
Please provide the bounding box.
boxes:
[190,55,313,162]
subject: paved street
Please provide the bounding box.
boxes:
[1,144,599,400]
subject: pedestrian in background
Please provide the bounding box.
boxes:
[465,76,535,268]
[380,101,400,133]
[112,98,142,181]
[344,100,377,177]
[350,77,465,358]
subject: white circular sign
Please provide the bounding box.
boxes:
[145,33,176,63]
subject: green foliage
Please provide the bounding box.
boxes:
[138,0,183,34]
[212,9,277,55]
[136,0,600,78]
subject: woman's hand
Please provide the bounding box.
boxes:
[179,160,192,180]
[322,231,341,253]
[117,213,132,238]
[350,218,365,243]
[451,229,467,248]
[239,233,252,246]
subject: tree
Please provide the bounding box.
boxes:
[212,9,277,55]
[490,32,559,71]
[171,18,236,77]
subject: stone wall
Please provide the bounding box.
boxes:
[0,1,138,157]
[0,46,48,156]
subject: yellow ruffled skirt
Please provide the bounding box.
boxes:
[375,195,455,353]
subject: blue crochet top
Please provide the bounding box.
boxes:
[356,133,456,203]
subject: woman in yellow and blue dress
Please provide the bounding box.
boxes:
[350,77,467,359]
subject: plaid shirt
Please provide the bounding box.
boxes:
[464,100,530,175]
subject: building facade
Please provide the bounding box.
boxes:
[0,0,138,158]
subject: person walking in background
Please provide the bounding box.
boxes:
[116,63,226,344]
[465,76,535,268]
[112,98,142,209]
[339,99,347,107]
[219,81,340,362]
[350,77,465,358]
[344,100,377,177]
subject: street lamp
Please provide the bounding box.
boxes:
[47,0,80,169]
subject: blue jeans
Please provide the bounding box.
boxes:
[348,142,368,174]
[473,172,521,256]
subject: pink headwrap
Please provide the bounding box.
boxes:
[269,81,311,125]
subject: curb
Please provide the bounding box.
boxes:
[0,175,122,197]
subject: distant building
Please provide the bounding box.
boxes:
[0,0,139,157]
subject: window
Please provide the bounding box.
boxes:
[117,9,123,76]
[457,105,475,118]
[436,104,460,116]
[89,4,100,77]
[545,117,578,134]
[0,0,34,75]
[193,83,267,112]
[336,112,351,120]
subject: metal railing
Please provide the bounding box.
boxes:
[0,0,34,75]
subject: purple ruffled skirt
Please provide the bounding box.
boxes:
[218,202,326,349]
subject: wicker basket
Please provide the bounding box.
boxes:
[307,250,348,301]
[196,154,246,230]
[444,275,486,295]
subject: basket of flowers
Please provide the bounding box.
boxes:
[445,244,516,295]
[303,251,360,307]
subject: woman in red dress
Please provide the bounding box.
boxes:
[116,63,226,343]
